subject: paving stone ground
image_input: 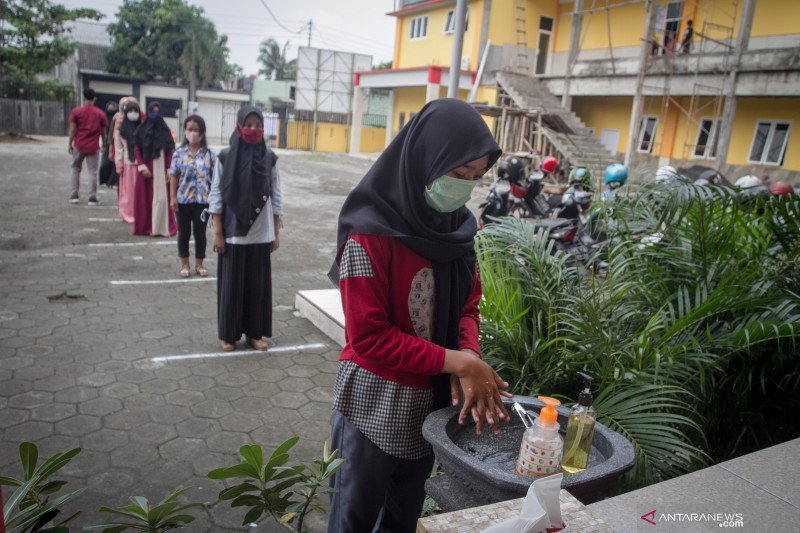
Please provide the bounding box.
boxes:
[0,136,375,531]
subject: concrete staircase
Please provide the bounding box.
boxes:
[496,72,617,179]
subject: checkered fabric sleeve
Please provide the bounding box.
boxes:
[333,360,434,460]
[339,239,374,279]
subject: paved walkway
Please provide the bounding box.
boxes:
[0,137,374,531]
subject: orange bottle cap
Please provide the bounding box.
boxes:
[538,396,561,425]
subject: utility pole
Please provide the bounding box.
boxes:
[624,0,657,169]
[561,0,584,109]
[714,0,756,171]
[447,0,468,98]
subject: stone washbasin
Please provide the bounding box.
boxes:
[422,395,635,512]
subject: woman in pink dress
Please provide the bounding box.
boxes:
[132,101,176,237]
[114,97,139,224]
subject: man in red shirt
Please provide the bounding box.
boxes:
[68,87,108,205]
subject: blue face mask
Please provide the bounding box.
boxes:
[423,175,478,213]
[148,111,159,120]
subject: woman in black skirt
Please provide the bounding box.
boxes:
[208,106,282,352]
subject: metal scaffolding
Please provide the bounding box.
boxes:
[631,0,740,165]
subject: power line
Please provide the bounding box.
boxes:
[256,0,304,35]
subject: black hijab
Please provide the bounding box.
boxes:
[220,106,274,228]
[331,98,501,404]
[119,102,141,164]
[134,101,175,161]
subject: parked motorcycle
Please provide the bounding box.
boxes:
[531,190,600,270]
[479,155,556,226]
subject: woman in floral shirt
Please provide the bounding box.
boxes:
[168,115,216,277]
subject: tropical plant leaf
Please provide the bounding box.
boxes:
[19,442,38,480]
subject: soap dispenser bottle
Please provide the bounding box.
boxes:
[562,372,597,474]
[515,396,563,477]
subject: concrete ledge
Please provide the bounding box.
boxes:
[587,438,800,532]
[295,289,345,347]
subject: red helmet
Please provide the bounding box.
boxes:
[542,156,558,173]
[769,182,794,196]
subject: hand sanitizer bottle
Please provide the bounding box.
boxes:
[562,372,596,474]
[515,396,563,477]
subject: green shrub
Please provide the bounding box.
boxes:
[477,183,800,488]
[0,442,83,533]
[208,437,343,532]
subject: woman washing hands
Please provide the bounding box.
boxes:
[326,98,511,533]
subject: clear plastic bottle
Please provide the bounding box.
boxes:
[562,372,596,474]
[515,396,563,477]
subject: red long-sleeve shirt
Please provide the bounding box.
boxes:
[338,233,482,389]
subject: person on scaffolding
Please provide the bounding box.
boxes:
[681,20,694,54]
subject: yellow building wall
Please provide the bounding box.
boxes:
[551,0,800,54]
[571,96,633,155]
[486,0,559,57]
[360,127,387,153]
[286,122,312,150]
[751,0,800,37]
[395,0,482,69]
[315,123,349,153]
[727,98,800,170]
[393,87,428,136]
[284,122,349,152]
[554,0,645,53]
[667,97,725,160]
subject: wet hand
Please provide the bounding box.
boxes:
[444,350,511,436]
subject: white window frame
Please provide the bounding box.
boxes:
[443,8,468,34]
[747,119,792,166]
[693,117,720,159]
[410,15,428,40]
[637,116,659,153]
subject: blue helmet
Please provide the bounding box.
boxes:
[604,164,628,186]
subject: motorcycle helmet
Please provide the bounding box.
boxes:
[497,156,525,183]
[569,167,591,186]
[655,165,679,183]
[699,168,723,185]
[604,164,628,187]
[769,181,794,196]
[735,175,762,189]
[542,156,558,174]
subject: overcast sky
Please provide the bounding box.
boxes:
[61,0,397,75]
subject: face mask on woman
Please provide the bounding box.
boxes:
[148,111,160,120]
[185,131,201,145]
[237,125,263,145]
[126,111,140,122]
[424,175,478,213]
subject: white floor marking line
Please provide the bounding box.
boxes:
[150,343,328,363]
[88,217,120,222]
[89,241,192,247]
[110,278,216,285]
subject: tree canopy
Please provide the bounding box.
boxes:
[0,0,102,79]
[106,0,231,88]
[258,38,296,80]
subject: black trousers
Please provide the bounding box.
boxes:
[327,410,434,533]
[217,242,272,343]
[176,203,208,259]
[99,147,118,186]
